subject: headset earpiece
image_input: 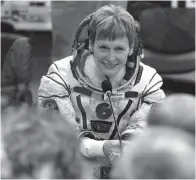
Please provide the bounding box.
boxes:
[134,21,143,58]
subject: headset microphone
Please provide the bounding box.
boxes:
[102,79,122,150]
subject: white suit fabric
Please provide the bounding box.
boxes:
[38,55,165,157]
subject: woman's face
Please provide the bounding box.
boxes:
[91,36,131,78]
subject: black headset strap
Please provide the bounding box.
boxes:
[72,13,94,52]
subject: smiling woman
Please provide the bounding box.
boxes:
[38,4,165,179]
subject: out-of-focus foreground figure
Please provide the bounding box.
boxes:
[111,127,195,179]
[149,93,195,134]
[1,107,89,179]
[1,37,33,108]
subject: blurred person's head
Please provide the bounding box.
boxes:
[88,4,137,78]
[1,37,33,107]
[2,107,86,179]
[111,127,195,179]
[148,93,195,134]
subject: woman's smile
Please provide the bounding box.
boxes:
[101,62,119,69]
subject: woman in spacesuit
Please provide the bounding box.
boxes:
[38,4,165,178]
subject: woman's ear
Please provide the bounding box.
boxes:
[128,43,134,56]
[128,48,133,56]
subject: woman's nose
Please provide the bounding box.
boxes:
[107,51,116,62]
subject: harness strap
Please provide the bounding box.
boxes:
[73,86,92,97]
[72,86,140,100]
[134,66,143,85]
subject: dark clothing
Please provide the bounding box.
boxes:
[1,37,33,106]
[127,1,195,53]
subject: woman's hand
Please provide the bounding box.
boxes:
[103,140,130,164]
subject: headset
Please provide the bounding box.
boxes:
[70,12,143,93]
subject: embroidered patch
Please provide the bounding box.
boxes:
[91,120,113,133]
[96,103,112,119]
[41,99,59,112]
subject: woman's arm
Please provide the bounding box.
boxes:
[80,138,128,163]
[38,62,78,128]
[80,138,106,157]
[121,72,165,139]
[121,102,152,139]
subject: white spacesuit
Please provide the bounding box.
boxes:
[38,53,165,157]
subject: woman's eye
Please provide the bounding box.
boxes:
[99,46,107,50]
[116,47,124,51]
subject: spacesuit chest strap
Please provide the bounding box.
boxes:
[72,86,93,97]
[72,86,140,100]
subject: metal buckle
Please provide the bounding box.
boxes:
[93,165,112,179]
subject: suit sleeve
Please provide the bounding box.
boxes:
[121,69,165,139]
[38,63,79,128]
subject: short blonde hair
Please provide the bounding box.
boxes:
[89,4,136,47]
